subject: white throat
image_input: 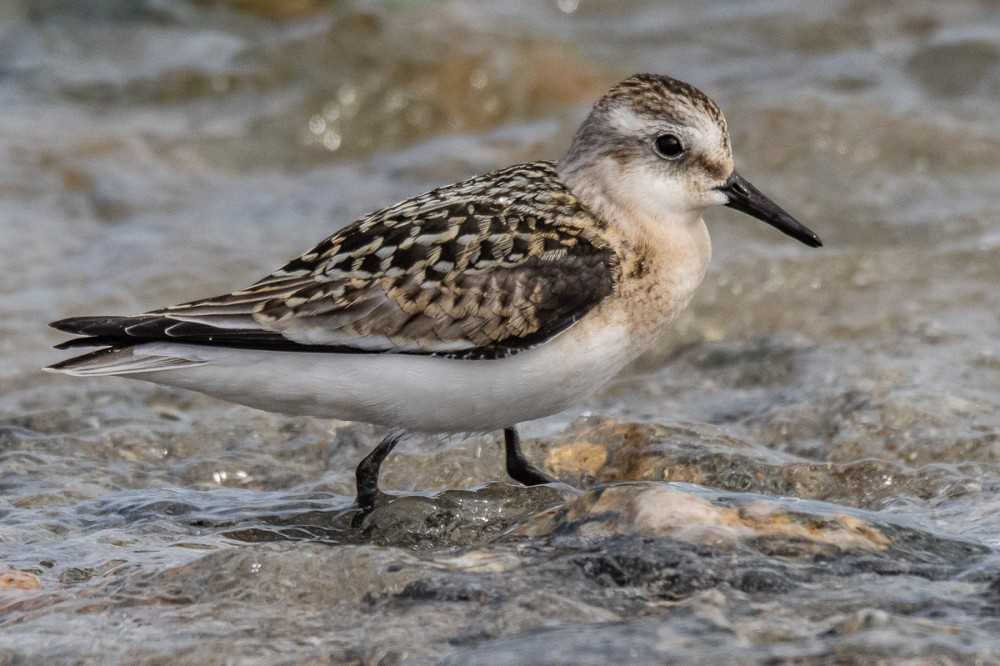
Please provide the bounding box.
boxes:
[559,156,709,239]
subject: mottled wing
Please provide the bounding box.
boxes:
[74,162,618,359]
[255,201,613,358]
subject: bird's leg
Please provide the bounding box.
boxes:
[503,426,553,486]
[355,429,405,514]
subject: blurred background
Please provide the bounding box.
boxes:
[2,1,1000,663]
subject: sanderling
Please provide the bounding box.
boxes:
[47,74,821,512]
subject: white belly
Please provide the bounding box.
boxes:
[128,314,634,433]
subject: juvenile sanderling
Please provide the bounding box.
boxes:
[47,74,821,512]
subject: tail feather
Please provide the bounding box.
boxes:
[44,345,207,377]
[49,313,359,355]
[55,335,130,350]
[50,314,294,348]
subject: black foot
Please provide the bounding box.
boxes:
[504,426,553,486]
[353,430,404,522]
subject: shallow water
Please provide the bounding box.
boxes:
[3,0,1000,663]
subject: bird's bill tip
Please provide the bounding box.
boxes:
[719,172,822,248]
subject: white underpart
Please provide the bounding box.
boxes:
[110,314,634,433]
[613,163,699,225]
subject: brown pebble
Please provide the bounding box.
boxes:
[545,441,608,477]
[0,571,43,590]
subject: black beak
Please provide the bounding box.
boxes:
[719,172,822,248]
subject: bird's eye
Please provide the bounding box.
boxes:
[654,134,684,158]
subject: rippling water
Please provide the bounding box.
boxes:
[3,1,1000,663]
